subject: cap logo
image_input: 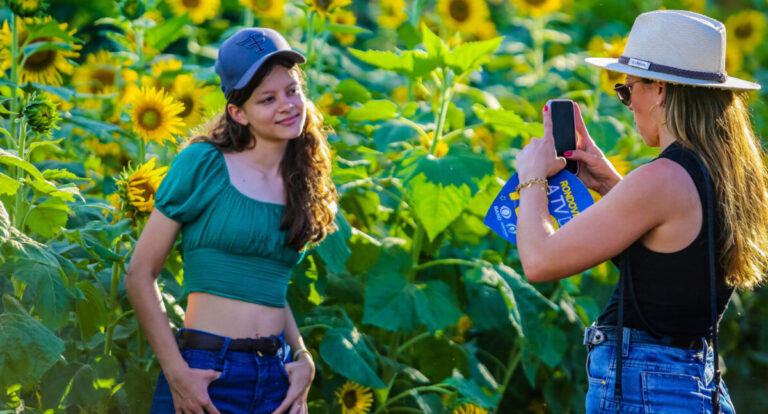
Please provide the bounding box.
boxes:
[237,32,267,52]
[627,58,651,70]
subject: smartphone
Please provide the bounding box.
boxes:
[549,99,578,174]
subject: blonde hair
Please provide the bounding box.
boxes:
[665,84,768,290]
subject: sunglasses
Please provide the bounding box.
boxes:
[613,80,645,106]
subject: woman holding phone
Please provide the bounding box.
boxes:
[514,10,768,413]
[125,27,336,414]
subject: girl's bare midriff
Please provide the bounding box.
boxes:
[184,292,286,338]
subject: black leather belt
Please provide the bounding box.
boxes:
[177,330,282,355]
[584,325,705,351]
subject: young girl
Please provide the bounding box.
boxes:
[125,28,336,414]
[514,10,768,413]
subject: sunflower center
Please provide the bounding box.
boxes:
[315,0,330,11]
[139,108,163,130]
[524,0,547,5]
[91,68,116,93]
[342,390,358,408]
[178,95,194,119]
[735,23,753,39]
[130,178,155,202]
[182,0,200,8]
[448,0,470,22]
[24,37,56,72]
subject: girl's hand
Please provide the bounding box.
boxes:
[167,366,222,414]
[564,103,622,195]
[515,104,567,182]
[271,354,315,414]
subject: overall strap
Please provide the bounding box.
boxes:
[616,150,720,414]
[692,153,721,414]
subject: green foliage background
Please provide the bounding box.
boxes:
[1,0,768,412]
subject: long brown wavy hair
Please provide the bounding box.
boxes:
[665,84,768,290]
[188,56,336,250]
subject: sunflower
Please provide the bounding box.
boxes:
[305,0,351,20]
[725,42,743,75]
[72,50,137,111]
[114,158,168,216]
[330,9,357,46]
[128,86,185,145]
[239,0,285,19]
[510,0,561,18]
[378,0,408,29]
[336,381,374,414]
[453,403,488,414]
[0,17,81,86]
[473,20,498,40]
[588,35,628,95]
[170,74,216,129]
[10,0,45,17]
[167,0,220,24]
[436,0,490,36]
[725,10,765,54]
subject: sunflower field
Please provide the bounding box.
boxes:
[2,0,768,412]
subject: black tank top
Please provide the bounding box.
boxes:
[597,141,734,339]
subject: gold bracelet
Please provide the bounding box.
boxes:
[515,177,548,193]
[293,348,312,361]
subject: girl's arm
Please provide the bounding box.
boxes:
[272,304,315,414]
[125,209,221,414]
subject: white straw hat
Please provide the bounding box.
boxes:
[586,10,761,91]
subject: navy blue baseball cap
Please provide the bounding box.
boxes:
[214,28,306,97]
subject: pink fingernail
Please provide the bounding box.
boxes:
[564,151,572,156]
[544,105,549,112]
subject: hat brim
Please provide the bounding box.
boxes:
[585,57,761,91]
[232,50,307,92]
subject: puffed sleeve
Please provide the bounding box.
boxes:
[154,142,226,223]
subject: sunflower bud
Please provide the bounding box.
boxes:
[22,95,60,136]
[9,0,46,17]
[116,0,146,20]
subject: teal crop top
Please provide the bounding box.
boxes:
[154,142,302,307]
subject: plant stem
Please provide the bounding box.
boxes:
[414,258,480,271]
[376,384,453,414]
[138,138,146,163]
[305,11,316,62]
[430,70,454,155]
[532,17,545,79]
[395,331,431,356]
[243,8,254,27]
[136,26,145,68]
[440,122,484,143]
[496,341,523,411]
[397,117,429,141]
[408,0,423,27]
[9,13,19,145]
[104,243,123,356]
[13,123,27,230]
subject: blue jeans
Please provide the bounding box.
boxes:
[150,328,292,414]
[584,325,734,413]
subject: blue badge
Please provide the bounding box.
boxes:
[484,170,595,245]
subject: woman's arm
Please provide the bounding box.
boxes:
[514,104,686,283]
[272,304,315,414]
[125,209,221,414]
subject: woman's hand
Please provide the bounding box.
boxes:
[271,354,315,414]
[515,104,567,182]
[166,366,222,414]
[564,103,622,195]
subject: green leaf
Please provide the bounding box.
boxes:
[473,104,543,139]
[0,172,21,196]
[0,312,65,389]
[334,78,371,103]
[28,139,64,158]
[26,197,70,238]
[446,37,503,74]
[61,112,129,140]
[64,364,109,406]
[39,362,80,409]
[319,327,385,388]
[314,212,352,274]
[413,281,462,332]
[145,15,190,52]
[22,41,76,59]
[346,100,398,123]
[348,49,437,79]
[362,248,418,332]
[443,372,499,408]
[125,362,155,414]
[75,280,108,341]
[26,19,80,44]
[421,24,448,66]
[407,174,471,242]
[400,144,494,193]
[6,255,76,329]
[0,147,46,181]
[42,168,88,182]
[29,83,76,101]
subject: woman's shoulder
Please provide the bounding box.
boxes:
[176,140,221,163]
